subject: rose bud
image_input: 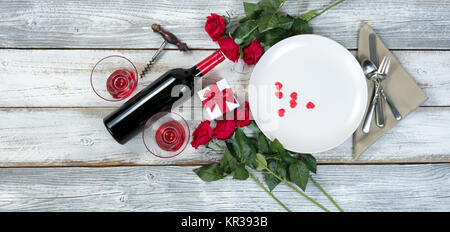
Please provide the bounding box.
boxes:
[218,37,240,63]
[212,120,236,140]
[243,39,264,65]
[191,120,213,149]
[205,13,226,41]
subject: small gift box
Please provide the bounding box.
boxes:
[197,79,239,120]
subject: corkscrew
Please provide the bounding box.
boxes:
[140,24,189,79]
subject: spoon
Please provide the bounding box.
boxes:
[361,59,383,133]
[361,59,378,79]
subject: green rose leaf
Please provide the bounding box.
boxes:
[257,12,279,33]
[291,18,310,35]
[289,161,310,191]
[194,163,224,182]
[263,173,279,192]
[277,15,294,30]
[256,133,269,154]
[225,142,235,155]
[264,161,287,191]
[232,127,257,167]
[255,153,267,171]
[269,139,296,164]
[247,121,261,133]
[260,28,290,51]
[258,0,282,13]
[299,153,317,173]
[244,2,262,19]
[268,138,282,154]
[221,149,238,174]
[233,164,250,180]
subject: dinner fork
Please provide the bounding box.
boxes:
[375,56,390,127]
[377,57,402,120]
[374,57,390,128]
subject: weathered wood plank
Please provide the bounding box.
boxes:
[0,107,448,167]
[0,49,447,107]
[0,164,448,211]
[0,0,449,49]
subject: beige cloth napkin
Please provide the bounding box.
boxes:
[353,24,428,160]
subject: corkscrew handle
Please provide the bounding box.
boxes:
[152,24,188,51]
[140,24,189,79]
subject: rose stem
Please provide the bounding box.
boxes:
[210,139,225,151]
[205,141,222,152]
[211,139,329,212]
[256,159,330,212]
[309,175,344,212]
[228,16,248,25]
[210,140,292,212]
[274,0,288,14]
[248,171,292,212]
[309,0,345,21]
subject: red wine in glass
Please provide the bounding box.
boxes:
[155,120,186,152]
[90,55,138,102]
[106,69,137,99]
[142,112,190,158]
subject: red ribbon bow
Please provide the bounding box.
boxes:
[202,83,236,114]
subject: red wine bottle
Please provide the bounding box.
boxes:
[104,50,225,144]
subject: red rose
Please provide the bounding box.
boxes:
[218,37,240,63]
[243,40,264,65]
[205,13,226,41]
[213,120,236,140]
[191,120,213,149]
[235,101,251,127]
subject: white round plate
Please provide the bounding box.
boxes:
[249,35,367,153]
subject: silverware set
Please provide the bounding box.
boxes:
[361,33,402,134]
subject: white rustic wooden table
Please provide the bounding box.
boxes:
[0,0,449,211]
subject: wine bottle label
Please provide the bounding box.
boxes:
[196,50,225,75]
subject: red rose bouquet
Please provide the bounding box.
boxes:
[204,0,345,65]
[191,102,344,212]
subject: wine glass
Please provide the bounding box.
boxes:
[142,112,190,158]
[90,55,138,102]
[232,58,251,74]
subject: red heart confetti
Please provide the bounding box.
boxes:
[275,91,283,99]
[275,82,283,99]
[289,99,297,108]
[289,91,298,108]
[306,101,315,109]
[278,108,285,117]
[290,92,297,100]
[275,82,283,90]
